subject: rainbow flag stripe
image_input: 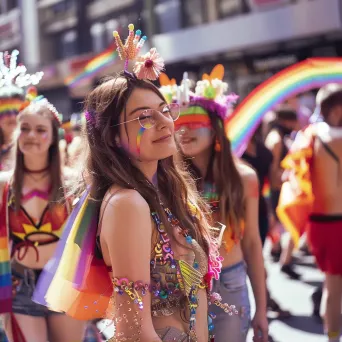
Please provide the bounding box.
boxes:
[226,58,342,156]
[33,191,112,320]
[0,185,12,313]
[65,48,118,88]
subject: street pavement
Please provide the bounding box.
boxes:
[247,244,326,342]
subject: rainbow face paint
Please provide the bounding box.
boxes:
[136,127,146,156]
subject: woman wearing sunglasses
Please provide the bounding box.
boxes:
[34,26,228,342]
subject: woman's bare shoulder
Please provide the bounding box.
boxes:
[100,187,152,242]
[236,163,259,197]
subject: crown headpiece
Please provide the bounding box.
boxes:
[113,24,164,81]
[0,50,44,88]
[159,72,192,105]
[19,87,62,126]
[190,64,238,120]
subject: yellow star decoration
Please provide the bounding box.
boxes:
[12,223,64,241]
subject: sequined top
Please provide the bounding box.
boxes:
[149,209,208,319]
[97,204,209,338]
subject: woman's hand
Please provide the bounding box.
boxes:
[252,310,268,342]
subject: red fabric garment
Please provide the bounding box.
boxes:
[10,313,27,342]
[308,217,342,275]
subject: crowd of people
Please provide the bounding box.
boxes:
[0,24,341,342]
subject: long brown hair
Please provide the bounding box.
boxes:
[182,108,245,234]
[12,101,64,211]
[84,73,211,255]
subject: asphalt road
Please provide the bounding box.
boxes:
[247,245,326,342]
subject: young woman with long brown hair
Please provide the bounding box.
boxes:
[176,66,268,342]
[0,96,85,342]
[33,26,230,342]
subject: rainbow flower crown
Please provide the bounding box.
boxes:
[160,65,238,120]
[190,65,238,120]
[159,72,191,105]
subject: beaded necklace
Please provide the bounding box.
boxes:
[151,206,207,341]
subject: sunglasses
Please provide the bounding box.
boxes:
[113,103,180,129]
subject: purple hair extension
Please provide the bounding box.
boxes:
[85,110,96,126]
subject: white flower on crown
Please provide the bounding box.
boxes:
[0,50,44,88]
[195,78,228,99]
[211,79,228,97]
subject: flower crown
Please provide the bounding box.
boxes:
[20,87,62,126]
[0,50,43,88]
[113,24,164,81]
[159,72,192,105]
[190,64,238,120]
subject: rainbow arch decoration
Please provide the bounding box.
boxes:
[65,47,118,88]
[226,58,342,156]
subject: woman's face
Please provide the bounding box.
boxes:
[118,88,177,161]
[176,126,214,157]
[18,113,53,156]
[175,106,215,157]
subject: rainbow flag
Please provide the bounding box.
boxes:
[226,58,342,156]
[0,184,12,314]
[65,47,118,88]
[33,190,113,320]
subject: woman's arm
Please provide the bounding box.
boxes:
[100,189,161,342]
[240,167,268,342]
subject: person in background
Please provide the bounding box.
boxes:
[277,84,342,342]
[0,84,24,172]
[243,128,291,320]
[265,108,300,279]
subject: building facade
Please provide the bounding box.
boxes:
[0,0,341,118]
